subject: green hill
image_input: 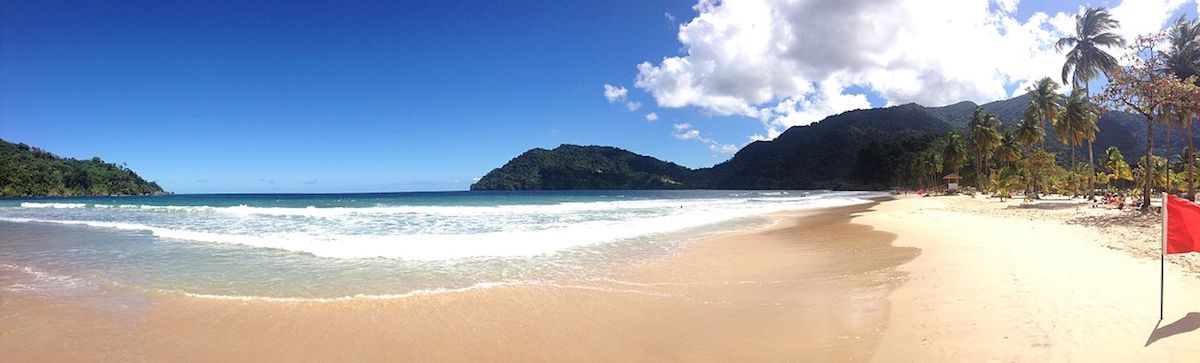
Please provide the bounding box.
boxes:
[0,139,165,197]
[470,145,702,190]
[474,94,1172,191]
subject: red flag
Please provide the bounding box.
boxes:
[1166,194,1200,254]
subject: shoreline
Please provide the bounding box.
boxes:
[2,201,914,361]
[6,196,1200,360]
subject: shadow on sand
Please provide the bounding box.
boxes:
[1003,200,1085,211]
[1146,312,1200,347]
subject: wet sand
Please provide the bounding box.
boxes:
[1,203,916,361]
[13,195,1199,361]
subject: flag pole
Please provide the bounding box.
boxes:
[1162,192,1167,321]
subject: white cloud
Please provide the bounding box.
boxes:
[672,123,699,139]
[672,123,737,155]
[633,0,1184,140]
[645,112,659,121]
[994,0,1019,13]
[674,128,700,140]
[665,12,677,22]
[710,143,738,154]
[603,84,628,103]
[1111,0,1188,44]
[625,101,642,111]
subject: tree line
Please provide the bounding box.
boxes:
[898,7,1200,212]
[0,139,164,197]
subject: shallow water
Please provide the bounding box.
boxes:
[0,190,880,298]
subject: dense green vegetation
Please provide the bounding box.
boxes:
[0,139,165,197]
[472,96,1159,191]
[470,145,702,190]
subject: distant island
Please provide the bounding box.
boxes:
[473,94,1166,191]
[0,139,165,197]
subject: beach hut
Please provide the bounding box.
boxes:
[942,173,961,191]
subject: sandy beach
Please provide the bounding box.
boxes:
[5,196,1200,361]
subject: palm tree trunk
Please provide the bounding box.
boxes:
[983,158,990,193]
[1039,115,1047,197]
[1087,139,1095,199]
[1085,83,1095,200]
[1070,140,1077,197]
[977,153,983,191]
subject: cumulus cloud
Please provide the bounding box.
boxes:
[633,0,1186,140]
[603,83,628,103]
[672,123,737,155]
[625,101,642,111]
[1111,0,1188,43]
[645,112,659,121]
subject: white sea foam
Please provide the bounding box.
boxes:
[161,281,528,302]
[2,192,884,260]
[0,263,93,292]
[159,280,688,302]
[84,198,742,218]
[0,194,877,260]
[19,202,88,209]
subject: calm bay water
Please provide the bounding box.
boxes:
[0,190,880,299]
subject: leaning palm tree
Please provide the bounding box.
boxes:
[1167,15,1200,200]
[1026,78,1064,149]
[1056,7,1125,91]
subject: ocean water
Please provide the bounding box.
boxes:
[0,190,881,299]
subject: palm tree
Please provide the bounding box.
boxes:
[1056,7,1125,91]
[969,107,1003,192]
[1080,115,1099,197]
[995,129,1023,170]
[993,166,1025,202]
[1167,15,1200,200]
[1057,7,1123,198]
[943,132,967,179]
[1139,154,1171,192]
[1016,106,1045,195]
[1103,146,1134,186]
[1059,88,1098,196]
[1026,78,1064,197]
[918,150,942,188]
[1016,107,1044,148]
[1026,78,1064,149]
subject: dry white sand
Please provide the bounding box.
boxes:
[866,195,1200,361]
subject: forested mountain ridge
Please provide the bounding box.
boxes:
[0,139,165,197]
[473,94,1171,191]
[469,145,702,190]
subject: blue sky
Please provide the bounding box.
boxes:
[1,0,1195,193]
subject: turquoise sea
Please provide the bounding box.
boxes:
[0,190,880,299]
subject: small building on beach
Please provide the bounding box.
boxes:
[943,173,961,191]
